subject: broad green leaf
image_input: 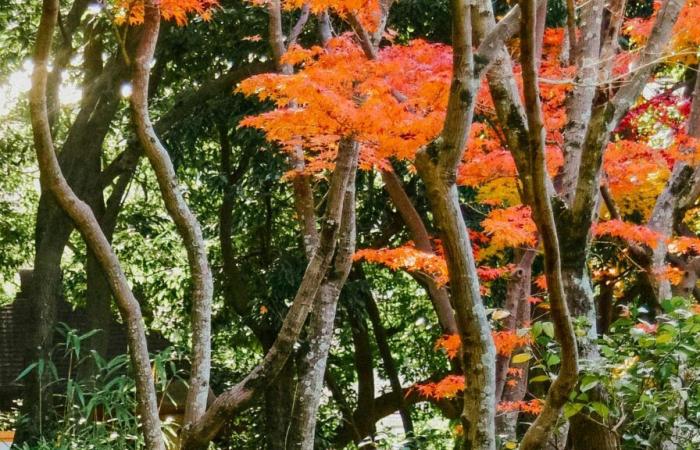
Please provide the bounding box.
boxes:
[580,375,599,392]
[564,402,585,418]
[590,401,610,419]
[542,322,555,338]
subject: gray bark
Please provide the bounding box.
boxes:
[288,158,357,449]
[129,0,213,435]
[559,0,605,203]
[417,60,496,450]
[182,134,359,450]
[646,71,700,301]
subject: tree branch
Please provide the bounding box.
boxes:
[518,0,579,447]
[572,0,686,218]
[130,0,213,434]
[182,139,359,450]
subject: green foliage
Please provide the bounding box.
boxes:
[14,325,185,449]
[586,298,700,449]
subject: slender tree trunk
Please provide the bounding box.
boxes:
[646,72,700,300]
[364,284,414,436]
[381,169,458,334]
[29,2,164,448]
[81,170,135,380]
[496,275,532,442]
[288,160,357,449]
[414,177,496,450]
[262,360,296,450]
[518,2,580,446]
[495,250,535,403]
[129,0,213,436]
[182,135,359,450]
[349,307,377,448]
[563,2,686,448]
[558,0,605,202]
[16,53,125,448]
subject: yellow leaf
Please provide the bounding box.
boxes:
[512,353,533,364]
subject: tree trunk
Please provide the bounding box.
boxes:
[495,250,535,403]
[349,307,377,447]
[29,2,165,448]
[414,167,497,450]
[16,51,125,448]
[518,2,580,445]
[288,168,357,449]
[182,138,359,450]
[496,250,534,444]
[263,359,296,450]
[381,169,458,334]
[364,284,414,437]
[414,2,499,448]
[80,169,135,380]
[645,71,700,301]
[129,0,214,435]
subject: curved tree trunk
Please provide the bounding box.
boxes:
[129,0,214,436]
[518,3,580,445]
[16,48,125,448]
[29,2,164,448]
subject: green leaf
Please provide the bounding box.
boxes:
[542,322,555,338]
[512,353,533,364]
[580,375,599,392]
[655,333,673,345]
[564,402,585,418]
[590,401,610,419]
[14,362,38,381]
[532,322,543,338]
[529,375,550,383]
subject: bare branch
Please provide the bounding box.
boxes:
[573,0,686,218]
[287,4,311,48]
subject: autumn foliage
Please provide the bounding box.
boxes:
[113,0,218,25]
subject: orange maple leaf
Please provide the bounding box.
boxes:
[593,220,665,249]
